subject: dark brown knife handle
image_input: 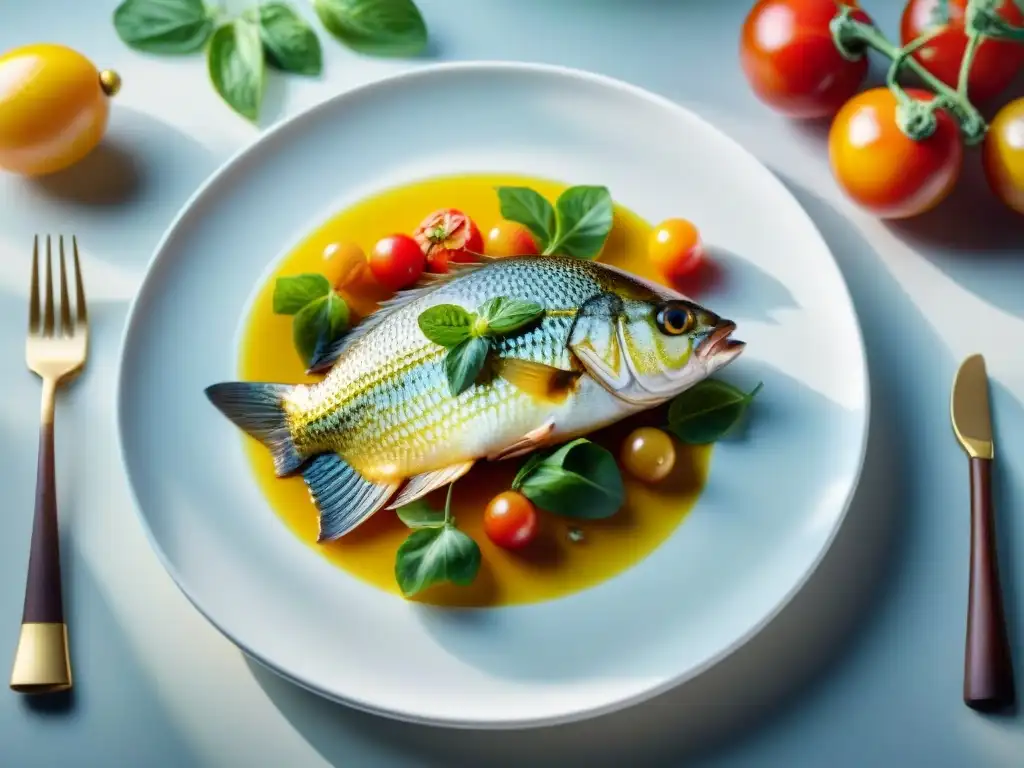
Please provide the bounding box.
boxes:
[964,456,1015,711]
[21,421,65,624]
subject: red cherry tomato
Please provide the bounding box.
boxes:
[485,220,539,258]
[368,234,424,291]
[648,218,703,283]
[483,491,538,550]
[828,87,963,219]
[740,0,873,118]
[414,208,483,273]
[900,0,1024,105]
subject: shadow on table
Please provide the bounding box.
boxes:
[243,176,993,765]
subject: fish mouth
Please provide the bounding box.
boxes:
[696,321,745,363]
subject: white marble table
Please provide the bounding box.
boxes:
[1,1,1023,765]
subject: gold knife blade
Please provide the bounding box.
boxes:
[951,353,994,460]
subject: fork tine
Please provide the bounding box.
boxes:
[29,236,40,334]
[59,236,72,336]
[73,236,87,326]
[43,236,55,337]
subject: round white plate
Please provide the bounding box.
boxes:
[117,62,869,729]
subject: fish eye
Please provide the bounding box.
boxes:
[655,304,694,336]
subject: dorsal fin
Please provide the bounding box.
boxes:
[306,259,496,373]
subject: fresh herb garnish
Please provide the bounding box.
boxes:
[395,484,481,597]
[259,1,323,75]
[207,16,266,121]
[417,299,544,396]
[273,273,332,314]
[113,0,214,54]
[273,274,349,366]
[314,0,427,57]
[666,380,763,445]
[496,185,614,260]
[511,438,625,519]
[112,0,428,120]
[395,499,446,528]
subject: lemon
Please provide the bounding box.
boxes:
[0,43,121,176]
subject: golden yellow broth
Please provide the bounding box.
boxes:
[238,173,712,607]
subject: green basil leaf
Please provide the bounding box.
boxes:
[273,273,331,314]
[395,525,481,596]
[547,186,614,259]
[666,380,763,445]
[396,500,445,529]
[113,0,213,54]
[418,304,473,347]
[293,292,349,366]
[207,18,265,121]
[496,187,556,250]
[516,438,624,519]
[477,297,544,336]
[511,452,544,491]
[258,2,323,75]
[444,336,490,396]
[313,0,427,57]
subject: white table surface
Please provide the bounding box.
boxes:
[2,1,1023,766]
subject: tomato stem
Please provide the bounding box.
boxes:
[831,3,990,145]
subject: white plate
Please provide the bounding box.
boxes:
[116,62,869,729]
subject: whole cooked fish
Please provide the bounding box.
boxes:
[206,255,744,541]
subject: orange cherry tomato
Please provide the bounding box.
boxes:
[321,241,367,289]
[620,427,677,484]
[484,221,539,258]
[414,208,483,273]
[900,0,1024,105]
[740,0,873,118]
[983,98,1024,215]
[648,218,703,283]
[0,43,120,176]
[828,87,963,219]
[369,234,424,291]
[483,491,538,550]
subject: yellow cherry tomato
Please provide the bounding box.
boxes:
[322,241,367,289]
[983,97,1024,215]
[648,218,703,283]
[620,427,676,483]
[0,43,120,176]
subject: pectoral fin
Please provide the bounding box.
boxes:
[302,453,400,541]
[385,461,476,510]
[495,358,581,404]
[487,419,556,461]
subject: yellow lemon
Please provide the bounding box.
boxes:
[0,43,120,176]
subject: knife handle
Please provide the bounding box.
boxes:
[964,456,1015,712]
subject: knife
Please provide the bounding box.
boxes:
[950,353,1015,712]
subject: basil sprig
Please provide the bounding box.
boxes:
[666,380,764,444]
[496,185,614,260]
[418,298,544,396]
[273,274,350,367]
[113,0,427,120]
[394,484,481,597]
[512,438,625,519]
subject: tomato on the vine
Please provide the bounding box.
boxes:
[983,98,1024,215]
[900,0,1024,105]
[740,0,874,118]
[828,87,963,219]
[483,491,538,550]
[368,234,424,291]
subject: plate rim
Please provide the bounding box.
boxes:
[114,59,872,729]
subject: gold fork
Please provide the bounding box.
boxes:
[10,235,88,694]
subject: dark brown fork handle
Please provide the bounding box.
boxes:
[21,422,64,624]
[964,456,1015,711]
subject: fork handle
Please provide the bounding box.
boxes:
[10,380,72,693]
[964,456,1014,712]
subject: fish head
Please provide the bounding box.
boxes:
[569,270,744,407]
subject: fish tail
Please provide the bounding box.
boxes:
[205,382,304,476]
